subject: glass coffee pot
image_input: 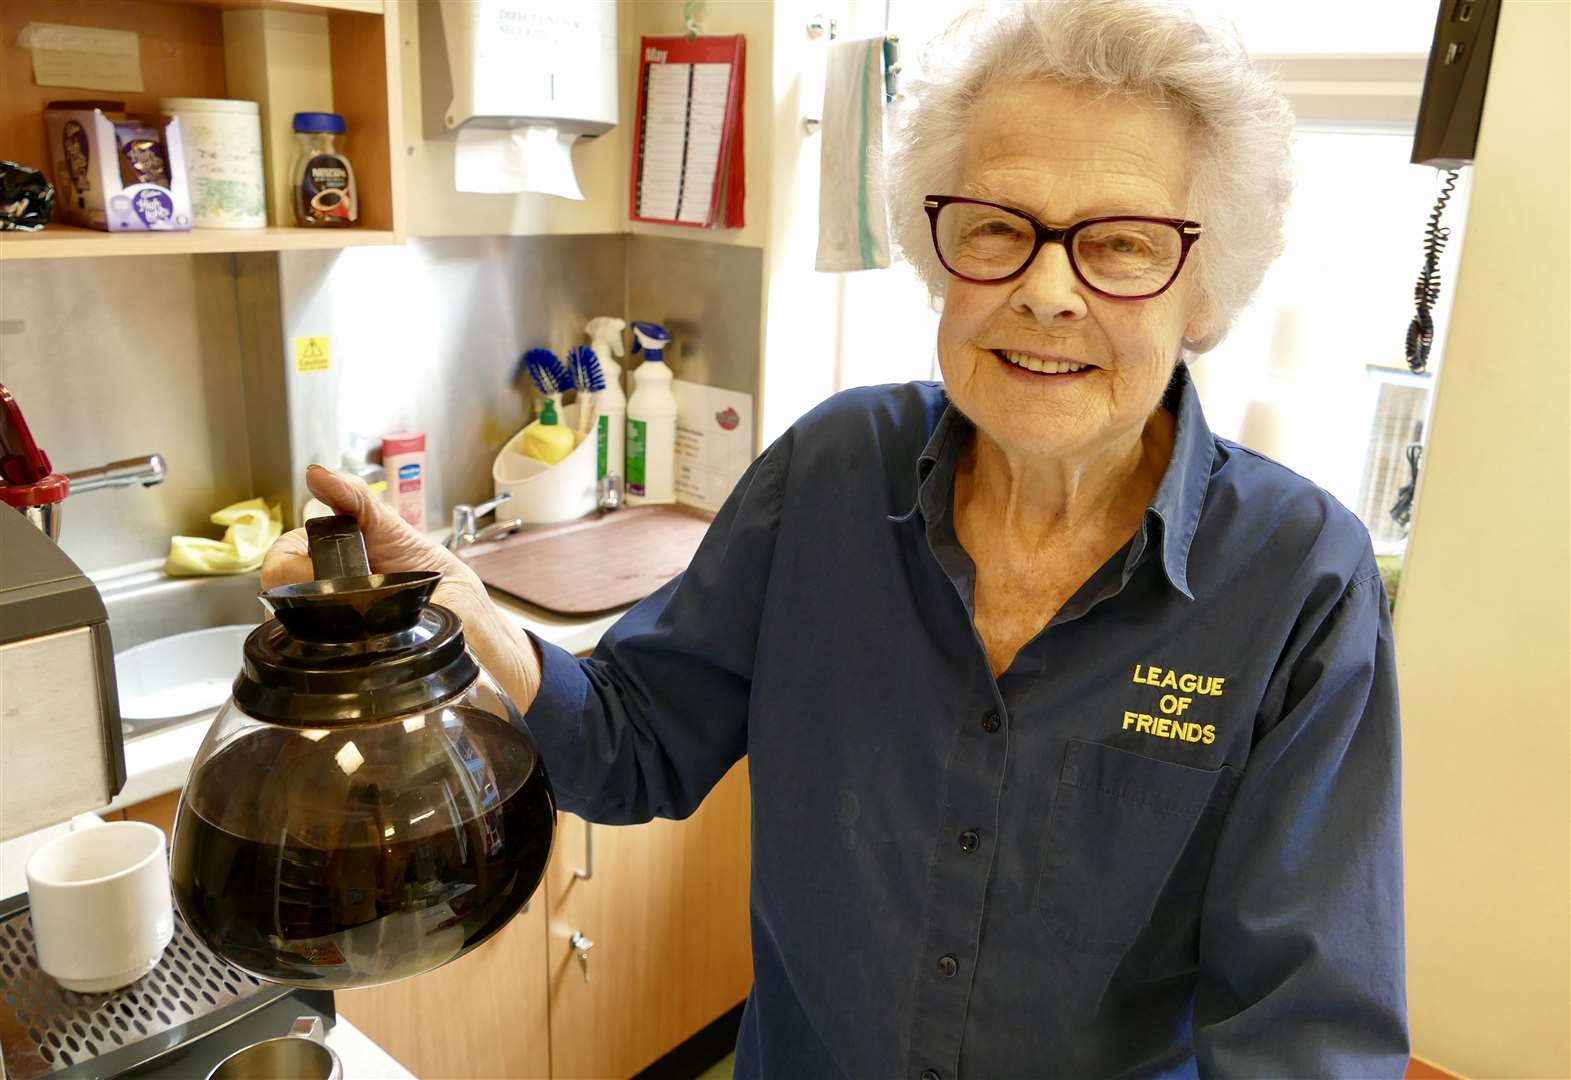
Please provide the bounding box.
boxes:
[169,516,555,989]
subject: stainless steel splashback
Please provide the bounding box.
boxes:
[274,234,763,520]
[273,235,627,520]
[0,235,765,570]
[626,234,763,428]
[0,255,269,572]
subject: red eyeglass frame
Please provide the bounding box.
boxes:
[923,195,1204,300]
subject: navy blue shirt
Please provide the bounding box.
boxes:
[524,361,1408,1078]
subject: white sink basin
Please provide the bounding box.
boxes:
[114,625,253,728]
[95,566,267,738]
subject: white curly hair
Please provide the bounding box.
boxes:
[886,0,1296,353]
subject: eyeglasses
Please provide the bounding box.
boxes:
[923,195,1203,300]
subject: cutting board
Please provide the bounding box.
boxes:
[459,505,715,616]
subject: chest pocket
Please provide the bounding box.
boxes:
[1034,739,1240,956]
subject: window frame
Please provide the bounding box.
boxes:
[1253,54,1430,126]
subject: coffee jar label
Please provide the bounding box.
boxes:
[299,153,354,223]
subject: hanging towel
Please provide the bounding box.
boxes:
[815,38,891,272]
[165,497,282,576]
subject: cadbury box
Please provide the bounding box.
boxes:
[45,102,192,231]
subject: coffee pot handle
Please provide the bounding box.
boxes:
[306,515,372,580]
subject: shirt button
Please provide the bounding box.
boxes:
[981,709,1001,733]
[920,1072,941,1080]
[937,954,959,978]
[957,830,980,853]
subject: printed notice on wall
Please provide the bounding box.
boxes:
[294,336,330,373]
[672,380,753,513]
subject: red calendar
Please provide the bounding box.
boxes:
[629,34,746,229]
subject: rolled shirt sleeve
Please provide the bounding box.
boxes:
[1195,571,1409,1077]
[520,438,788,825]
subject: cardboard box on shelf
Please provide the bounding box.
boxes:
[44,102,192,232]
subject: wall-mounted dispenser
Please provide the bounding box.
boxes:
[420,0,619,199]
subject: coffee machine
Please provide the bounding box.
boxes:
[0,494,126,843]
[0,390,332,1079]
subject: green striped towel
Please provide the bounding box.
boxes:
[815,38,891,272]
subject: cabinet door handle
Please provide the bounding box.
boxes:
[570,930,595,983]
[574,821,594,880]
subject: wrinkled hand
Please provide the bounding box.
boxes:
[261,466,540,705]
[262,465,479,607]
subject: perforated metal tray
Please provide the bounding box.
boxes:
[0,897,286,1080]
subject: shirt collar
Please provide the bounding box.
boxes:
[890,360,1215,601]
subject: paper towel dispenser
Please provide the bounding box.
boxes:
[421,0,619,141]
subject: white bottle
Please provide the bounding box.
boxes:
[586,316,627,485]
[624,320,677,506]
[300,435,389,523]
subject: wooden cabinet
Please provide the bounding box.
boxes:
[336,898,553,1080]
[545,762,753,1080]
[122,790,179,837]
[125,762,754,1077]
[0,0,403,261]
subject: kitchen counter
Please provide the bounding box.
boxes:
[329,1014,417,1079]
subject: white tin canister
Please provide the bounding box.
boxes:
[158,97,266,229]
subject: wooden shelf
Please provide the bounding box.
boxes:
[1,0,403,261]
[0,223,400,261]
[168,0,383,12]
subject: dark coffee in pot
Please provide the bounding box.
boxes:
[170,709,554,988]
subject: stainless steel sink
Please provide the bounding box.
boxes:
[99,567,266,653]
[96,567,267,738]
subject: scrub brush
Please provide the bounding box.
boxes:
[520,348,570,416]
[566,344,606,436]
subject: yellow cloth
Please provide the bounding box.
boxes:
[165,498,282,576]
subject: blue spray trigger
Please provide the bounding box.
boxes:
[629,320,672,363]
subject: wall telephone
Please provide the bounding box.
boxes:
[1387,0,1502,530]
[1404,0,1501,375]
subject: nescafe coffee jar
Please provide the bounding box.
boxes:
[291,112,358,227]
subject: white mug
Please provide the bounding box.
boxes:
[26,813,174,992]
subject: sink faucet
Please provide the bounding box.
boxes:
[447,495,524,551]
[17,454,168,541]
[66,454,167,494]
[0,383,166,542]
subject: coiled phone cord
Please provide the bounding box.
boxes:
[1405,169,1461,373]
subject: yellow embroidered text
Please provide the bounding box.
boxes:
[1123,664,1228,745]
[1122,711,1216,745]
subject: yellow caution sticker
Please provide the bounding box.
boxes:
[294,336,330,373]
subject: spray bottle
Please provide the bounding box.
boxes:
[585,316,627,484]
[625,320,677,505]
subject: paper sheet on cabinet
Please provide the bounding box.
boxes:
[19,23,143,92]
[672,380,754,513]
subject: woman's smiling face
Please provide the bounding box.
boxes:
[936,80,1211,462]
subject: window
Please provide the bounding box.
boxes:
[1194,130,1468,551]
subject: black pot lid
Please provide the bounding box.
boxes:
[234,515,478,726]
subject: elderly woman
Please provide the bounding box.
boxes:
[266,1,1407,1075]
